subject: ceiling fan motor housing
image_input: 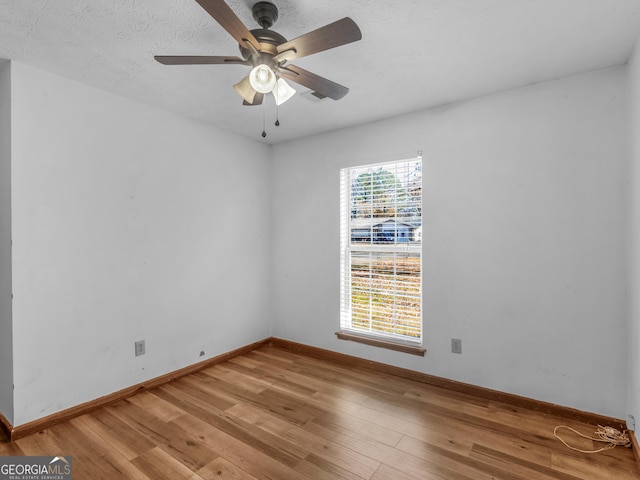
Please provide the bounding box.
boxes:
[240,28,287,59]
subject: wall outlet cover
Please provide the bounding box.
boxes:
[135,340,146,357]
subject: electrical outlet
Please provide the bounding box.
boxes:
[135,340,146,357]
[451,338,462,354]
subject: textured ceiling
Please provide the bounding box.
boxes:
[1,0,640,144]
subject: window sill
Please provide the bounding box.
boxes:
[335,331,426,357]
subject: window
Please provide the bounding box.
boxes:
[340,156,423,349]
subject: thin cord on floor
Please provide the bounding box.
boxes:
[553,425,631,453]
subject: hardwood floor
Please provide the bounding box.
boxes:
[0,345,637,479]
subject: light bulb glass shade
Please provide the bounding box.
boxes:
[249,65,277,94]
[274,78,296,105]
[233,75,257,104]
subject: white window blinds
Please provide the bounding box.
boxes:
[340,156,422,343]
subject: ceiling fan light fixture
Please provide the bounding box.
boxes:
[249,64,277,93]
[233,75,257,103]
[274,78,296,105]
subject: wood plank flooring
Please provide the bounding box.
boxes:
[0,345,637,479]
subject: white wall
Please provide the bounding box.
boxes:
[627,37,640,430]
[0,60,13,425]
[9,62,272,426]
[271,67,628,418]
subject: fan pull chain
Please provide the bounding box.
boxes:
[274,75,280,127]
[261,101,267,137]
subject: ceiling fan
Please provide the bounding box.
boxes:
[155,0,362,109]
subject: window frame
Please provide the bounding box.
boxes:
[338,156,424,353]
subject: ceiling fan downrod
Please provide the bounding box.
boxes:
[252,1,279,29]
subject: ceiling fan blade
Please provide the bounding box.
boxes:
[276,17,362,61]
[194,0,261,51]
[243,93,264,106]
[279,65,349,100]
[154,55,248,65]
